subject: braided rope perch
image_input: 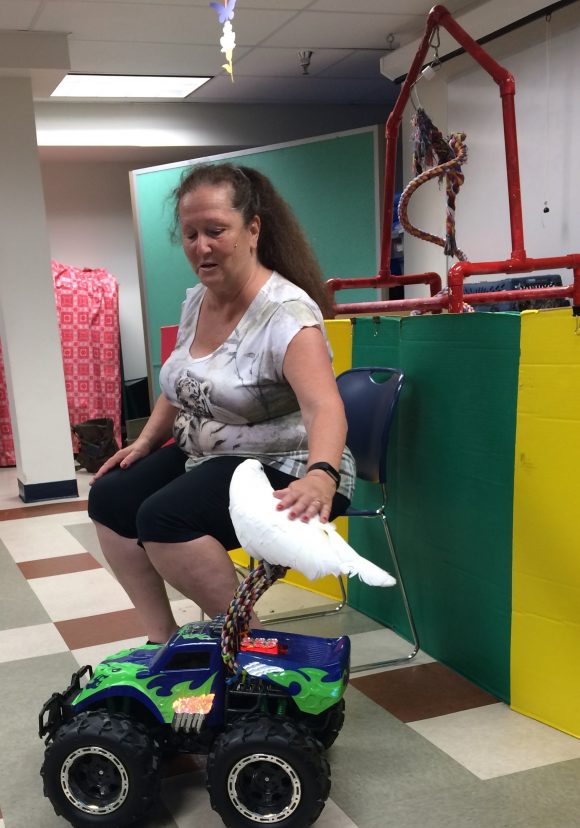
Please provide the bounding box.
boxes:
[221,560,289,675]
[398,107,468,262]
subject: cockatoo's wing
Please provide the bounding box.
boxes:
[229,459,396,587]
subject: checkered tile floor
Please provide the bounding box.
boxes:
[1,487,580,827]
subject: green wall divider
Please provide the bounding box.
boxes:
[130,127,380,399]
[349,314,521,701]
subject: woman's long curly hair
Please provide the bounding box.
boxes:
[172,162,334,318]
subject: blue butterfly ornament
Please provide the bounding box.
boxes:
[210,0,236,25]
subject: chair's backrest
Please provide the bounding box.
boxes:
[336,367,404,484]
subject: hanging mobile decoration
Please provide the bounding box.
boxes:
[210,0,237,81]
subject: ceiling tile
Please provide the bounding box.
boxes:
[317,49,390,79]
[233,47,353,77]
[67,40,246,76]
[34,2,296,47]
[265,11,418,49]
[310,0,427,12]
[75,0,312,6]
[310,0,481,12]
[0,0,43,29]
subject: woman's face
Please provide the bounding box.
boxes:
[178,183,260,289]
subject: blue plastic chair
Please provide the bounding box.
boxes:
[337,366,419,672]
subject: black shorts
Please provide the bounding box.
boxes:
[88,442,350,550]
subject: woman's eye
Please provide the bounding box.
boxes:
[209,228,224,238]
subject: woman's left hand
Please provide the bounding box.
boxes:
[273,470,336,523]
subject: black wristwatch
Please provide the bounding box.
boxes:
[307,461,341,488]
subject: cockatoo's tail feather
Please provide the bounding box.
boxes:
[229,459,395,587]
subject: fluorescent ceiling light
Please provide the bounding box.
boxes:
[51,74,211,99]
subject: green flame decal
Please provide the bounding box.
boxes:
[73,658,218,723]
[266,668,343,715]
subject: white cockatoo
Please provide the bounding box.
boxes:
[229,459,396,588]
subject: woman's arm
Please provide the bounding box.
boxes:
[273,326,347,522]
[91,393,178,481]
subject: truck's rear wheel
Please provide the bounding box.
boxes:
[298,698,346,750]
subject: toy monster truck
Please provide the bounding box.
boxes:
[39,564,350,828]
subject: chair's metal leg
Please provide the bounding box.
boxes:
[264,575,347,625]
[350,489,420,674]
[248,556,347,625]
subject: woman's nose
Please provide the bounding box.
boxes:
[195,234,212,254]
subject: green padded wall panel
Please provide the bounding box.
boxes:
[349,313,520,701]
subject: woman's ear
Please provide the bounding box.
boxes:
[249,214,261,250]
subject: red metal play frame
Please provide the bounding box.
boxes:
[326,4,580,316]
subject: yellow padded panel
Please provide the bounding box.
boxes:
[511,308,580,737]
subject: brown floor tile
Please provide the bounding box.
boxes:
[18,552,101,579]
[350,661,498,722]
[55,608,147,650]
[0,500,88,521]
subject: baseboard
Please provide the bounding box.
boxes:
[18,478,79,503]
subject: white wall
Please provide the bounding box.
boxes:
[41,160,147,381]
[446,7,580,285]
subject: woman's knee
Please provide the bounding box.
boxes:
[87,473,116,523]
[88,471,137,537]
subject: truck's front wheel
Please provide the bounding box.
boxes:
[41,710,160,827]
[207,717,330,827]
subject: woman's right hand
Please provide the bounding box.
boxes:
[90,438,152,484]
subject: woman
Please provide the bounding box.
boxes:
[89,163,355,643]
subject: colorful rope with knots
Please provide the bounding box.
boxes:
[399,107,468,262]
[221,560,288,675]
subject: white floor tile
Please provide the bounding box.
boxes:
[0,623,68,664]
[170,598,203,626]
[409,702,580,779]
[162,768,227,827]
[349,627,434,675]
[28,568,133,621]
[0,519,89,562]
[315,798,359,827]
[72,636,146,668]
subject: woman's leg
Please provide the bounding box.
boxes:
[145,535,239,619]
[88,443,188,642]
[136,457,276,624]
[93,522,179,643]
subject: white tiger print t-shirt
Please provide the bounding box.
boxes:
[158,271,355,500]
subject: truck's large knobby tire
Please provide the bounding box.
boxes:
[299,699,346,750]
[206,717,330,827]
[41,710,160,827]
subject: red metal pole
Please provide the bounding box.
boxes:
[326,272,442,296]
[574,269,580,316]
